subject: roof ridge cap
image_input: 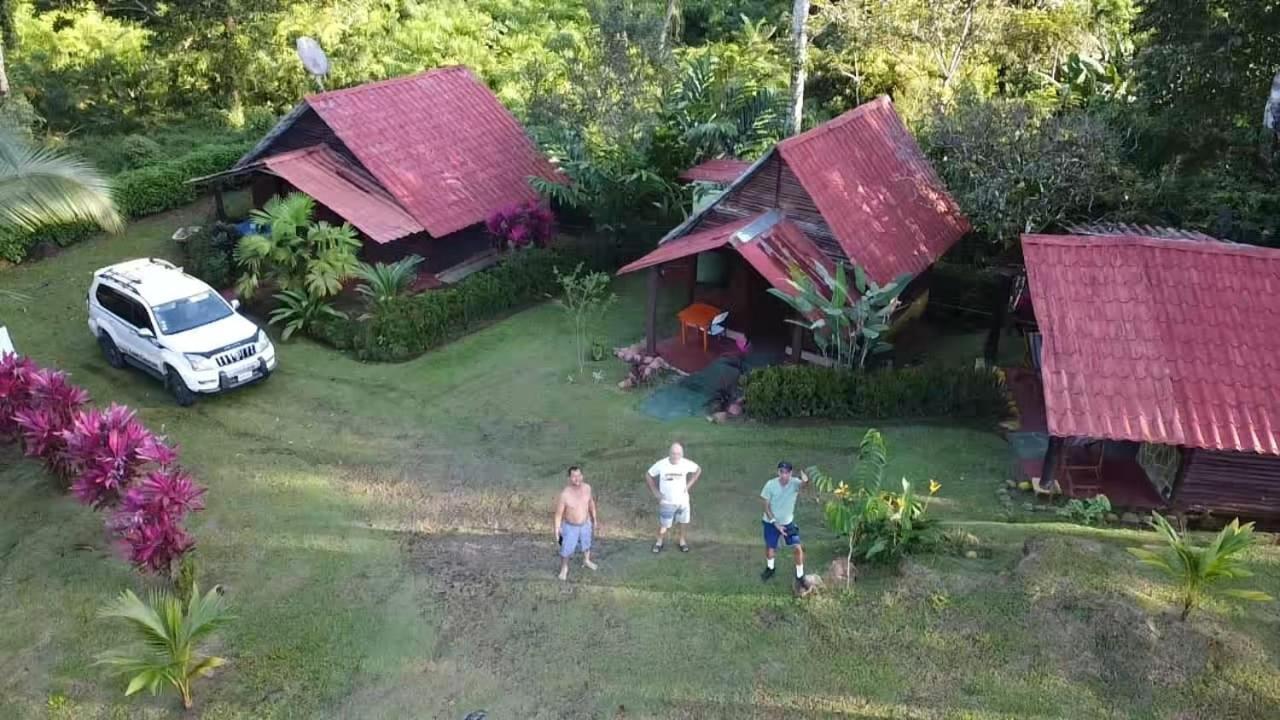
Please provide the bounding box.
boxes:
[778,95,892,152]
[1024,233,1280,259]
[305,65,471,103]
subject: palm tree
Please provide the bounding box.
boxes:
[788,0,812,135]
[0,127,122,236]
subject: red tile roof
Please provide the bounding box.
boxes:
[617,215,759,275]
[261,145,424,244]
[1022,233,1280,455]
[678,158,752,185]
[305,67,560,237]
[777,96,970,283]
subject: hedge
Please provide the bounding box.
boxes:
[0,141,252,264]
[312,246,609,362]
[741,364,1009,421]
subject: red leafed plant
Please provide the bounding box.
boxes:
[63,404,170,509]
[12,368,91,479]
[485,200,555,250]
[0,353,38,437]
[113,468,205,574]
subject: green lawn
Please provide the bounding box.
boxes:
[2,202,1280,719]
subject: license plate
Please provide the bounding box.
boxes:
[235,371,254,384]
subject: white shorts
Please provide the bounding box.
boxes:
[658,502,690,528]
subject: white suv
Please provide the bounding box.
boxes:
[87,258,276,406]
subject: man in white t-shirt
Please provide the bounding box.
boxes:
[645,442,701,553]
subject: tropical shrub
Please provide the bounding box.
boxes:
[486,201,555,250]
[233,193,361,300]
[767,261,910,370]
[120,134,162,169]
[1129,513,1273,621]
[0,353,38,437]
[741,363,1008,421]
[269,289,349,341]
[353,255,424,309]
[62,404,173,509]
[553,263,617,373]
[181,222,242,290]
[113,468,205,573]
[1058,494,1112,526]
[96,585,232,710]
[11,368,92,480]
[809,429,941,572]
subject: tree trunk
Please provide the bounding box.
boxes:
[659,0,678,53]
[788,0,811,135]
[0,41,9,98]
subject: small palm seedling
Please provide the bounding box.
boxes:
[1128,513,1273,620]
[354,255,424,307]
[96,585,233,709]
[268,288,347,340]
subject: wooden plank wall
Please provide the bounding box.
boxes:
[1176,449,1280,518]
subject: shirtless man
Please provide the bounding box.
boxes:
[554,465,599,581]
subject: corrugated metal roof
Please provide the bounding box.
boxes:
[1063,222,1225,243]
[776,96,971,283]
[617,215,760,275]
[618,210,834,311]
[304,66,561,238]
[1023,232,1280,455]
[678,158,752,185]
[261,145,424,244]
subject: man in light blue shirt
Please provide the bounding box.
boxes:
[760,461,809,587]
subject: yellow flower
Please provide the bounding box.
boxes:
[929,480,942,495]
[834,482,850,498]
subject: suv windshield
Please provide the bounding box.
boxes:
[152,292,234,335]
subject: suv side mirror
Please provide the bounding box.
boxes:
[137,327,155,339]
[230,299,241,310]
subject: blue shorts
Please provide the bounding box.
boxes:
[559,521,593,558]
[763,520,801,550]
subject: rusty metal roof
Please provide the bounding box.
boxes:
[261,145,424,244]
[1023,232,1280,455]
[1063,222,1225,243]
[776,96,970,282]
[302,67,560,238]
[678,158,752,185]
[618,210,835,307]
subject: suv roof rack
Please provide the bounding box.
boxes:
[98,258,181,294]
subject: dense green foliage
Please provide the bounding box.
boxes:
[313,246,607,362]
[741,363,1009,421]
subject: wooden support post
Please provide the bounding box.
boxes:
[1041,435,1063,492]
[646,265,659,355]
[790,321,803,363]
[212,182,227,221]
[685,256,698,307]
[1167,447,1192,507]
[984,271,1014,367]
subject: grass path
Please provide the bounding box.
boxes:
[2,202,1279,719]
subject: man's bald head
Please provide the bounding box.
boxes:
[669,443,684,462]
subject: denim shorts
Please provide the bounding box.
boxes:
[559,520,593,558]
[763,520,801,549]
[658,503,691,528]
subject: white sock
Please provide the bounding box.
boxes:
[795,564,805,578]
[766,557,775,570]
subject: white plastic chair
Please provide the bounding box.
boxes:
[706,311,730,337]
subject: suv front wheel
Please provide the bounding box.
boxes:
[98,333,126,369]
[165,366,196,407]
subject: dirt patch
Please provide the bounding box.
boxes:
[1032,592,1211,704]
[754,607,789,630]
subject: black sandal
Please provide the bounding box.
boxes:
[652,542,663,553]
[678,542,690,553]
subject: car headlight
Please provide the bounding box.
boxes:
[184,353,215,371]
[256,329,272,351]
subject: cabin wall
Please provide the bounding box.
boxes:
[1176,449,1280,518]
[688,155,843,265]
[250,108,363,169]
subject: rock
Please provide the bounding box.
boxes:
[964,550,978,559]
[1121,512,1142,526]
[727,401,743,416]
[1005,479,1018,489]
[1104,512,1120,524]
[794,574,823,598]
[827,557,855,583]
[710,411,729,423]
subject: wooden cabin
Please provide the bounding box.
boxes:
[1020,231,1280,520]
[619,96,970,372]
[192,67,560,282]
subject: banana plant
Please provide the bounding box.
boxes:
[96,585,233,710]
[234,193,360,299]
[767,260,910,369]
[1129,513,1273,621]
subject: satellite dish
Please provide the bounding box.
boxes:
[296,36,330,90]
